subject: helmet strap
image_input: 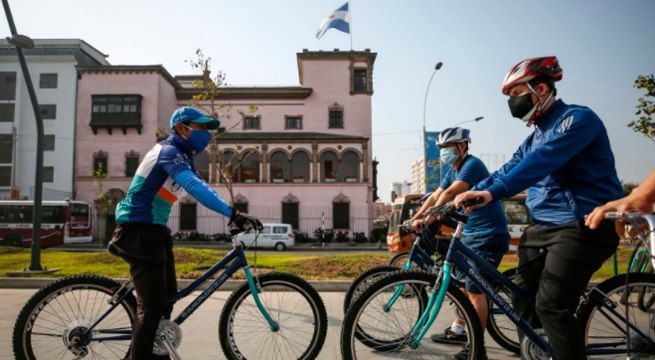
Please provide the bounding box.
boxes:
[524,83,555,126]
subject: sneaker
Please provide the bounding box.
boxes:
[450,344,487,360]
[430,327,467,345]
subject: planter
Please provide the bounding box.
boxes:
[293,178,306,183]
[325,178,336,183]
[345,177,358,183]
[244,179,257,184]
[272,179,285,183]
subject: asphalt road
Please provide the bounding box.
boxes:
[1,289,518,360]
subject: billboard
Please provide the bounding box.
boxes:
[424,131,450,192]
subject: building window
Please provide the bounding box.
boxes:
[39,105,57,120]
[43,166,54,183]
[282,202,299,229]
[328,103,344,129]
[333,202,350,230]
[0,72,16,100]
[0,166,10,186]
[194,151,210,181]
[353,69,368,92]
[234,202,248,213]
[39,73,58,89]
[90,94,143,134]
[291,151,310,183]
[44,135,55,151]
[243,116,261,130]
[0,134,12,164]
[270,151,290,183]
[0,104,15,122]
[285,116,302,130]
[342,151,360,183]
[320,151,341,182]
[239,151,260,183]
[125,152,140,177]
[179,203,197,231]
[93,154,108,177]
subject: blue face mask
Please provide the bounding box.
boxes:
[183,125,211,153]
[440,147,458,165]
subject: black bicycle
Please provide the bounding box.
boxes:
[13,222,328,360]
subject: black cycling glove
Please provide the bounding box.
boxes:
[228,210,263,235]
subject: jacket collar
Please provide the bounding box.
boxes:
[534,99,567,131]
[166,133,195,157]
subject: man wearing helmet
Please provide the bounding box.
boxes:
[108,107,261,359]
[455,57,623,359]
[409,127,510,360]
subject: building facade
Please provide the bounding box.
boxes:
[411,157,426,194]
[73,65,179,241]
[0,39,108,200]
[168,49,377,236]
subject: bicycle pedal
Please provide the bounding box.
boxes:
[162,336,183,360]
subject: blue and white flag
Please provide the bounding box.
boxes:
[316,2,350,39]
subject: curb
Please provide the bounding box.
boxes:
[0,277,352,292]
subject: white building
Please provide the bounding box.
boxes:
[391,180,413,201]
[0,39,108,200]
[411,157,426,194]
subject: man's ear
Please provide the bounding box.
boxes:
[536,82,551,98]
[174,123,189,137]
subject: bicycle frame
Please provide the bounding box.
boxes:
[83,241,278,342]
[409,219,655,356]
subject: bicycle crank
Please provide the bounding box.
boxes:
[153,319,183,358]
[520,328,551,360]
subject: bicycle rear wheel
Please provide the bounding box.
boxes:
[218,272,328,360]
[343,265,398,313]
[486,267,520,354]
[12,275,136,360]
[578,272,655,359]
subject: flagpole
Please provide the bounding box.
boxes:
[349,1,353,50]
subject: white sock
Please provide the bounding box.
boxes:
[450,322,465,335]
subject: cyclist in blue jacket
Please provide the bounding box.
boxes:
[456,57,623,360]
[108,107,258,359]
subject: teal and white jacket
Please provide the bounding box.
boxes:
[115,133,233,226]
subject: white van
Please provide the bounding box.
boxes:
[236,223,295,251]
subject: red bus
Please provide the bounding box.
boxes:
[0,200,92,248]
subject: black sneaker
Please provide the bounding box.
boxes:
[451,344,487,360]
[430,327,467,345]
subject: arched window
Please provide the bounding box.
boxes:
[269,151,290,183]
[291,151,310,183]
[219,150,237,182]
[194,151,210,181]
[239,151,260,183]
[342,151,360,183]
[320,151,341,182]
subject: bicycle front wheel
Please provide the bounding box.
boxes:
[343,265,398,313]
[218,272,328,360]
[578,272,655,359]
[340,270,484,360]
[12,275,136,360]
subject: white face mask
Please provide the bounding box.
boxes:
[440,147,457,165]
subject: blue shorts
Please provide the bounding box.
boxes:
[453,249,504,294]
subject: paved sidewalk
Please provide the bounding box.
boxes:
[0,288,517,359]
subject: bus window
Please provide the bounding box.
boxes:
[41,206,65,223]
[6,205,32,223]
[70,203,90,226]
[503,200,530,225]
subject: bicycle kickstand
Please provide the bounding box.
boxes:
[160,334,183,360]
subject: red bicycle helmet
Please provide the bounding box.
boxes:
[501,56,563,95]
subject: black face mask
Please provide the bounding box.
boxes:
[507,93,535,120]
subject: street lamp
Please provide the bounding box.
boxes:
[453,116,484,127]
[422,61,443,194]
[3,0,46,272]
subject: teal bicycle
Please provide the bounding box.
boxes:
[13,220,328,360]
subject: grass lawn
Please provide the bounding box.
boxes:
[0,246,633,281]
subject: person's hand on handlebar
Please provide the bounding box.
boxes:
[454,190,492,213]
[229,210,263,235]
[585,194,654,230]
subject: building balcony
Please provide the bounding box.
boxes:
[89,112,143,135]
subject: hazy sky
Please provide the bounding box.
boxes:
[3,0,654,202]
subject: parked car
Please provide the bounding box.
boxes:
[235,223,295,251]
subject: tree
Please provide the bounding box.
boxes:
[185,49,258,203]
[629,74,655,143]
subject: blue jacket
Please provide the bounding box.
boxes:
[476,99,623,226]
[115,133,233,225]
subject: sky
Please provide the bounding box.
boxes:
[2,0,654,202]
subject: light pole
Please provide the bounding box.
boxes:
[2,0,45,271]
[452,116,484,127]
[422,62,442,193]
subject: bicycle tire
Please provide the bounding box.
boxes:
[13,275,136,360]
[343,265,398,313]
[486,267,521,354]
[577,272,655,358]
[389,252,410,267]
[340,270,485,359]
[218,272,328,360]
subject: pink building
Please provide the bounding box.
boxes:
[74,65,179,241]
[170,49,377,237]
[74,49,377,241]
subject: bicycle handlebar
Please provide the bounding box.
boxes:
[604,212,655,270]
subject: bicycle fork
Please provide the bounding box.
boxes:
[243,266,280,331]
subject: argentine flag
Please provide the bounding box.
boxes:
[316,2,350,39]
